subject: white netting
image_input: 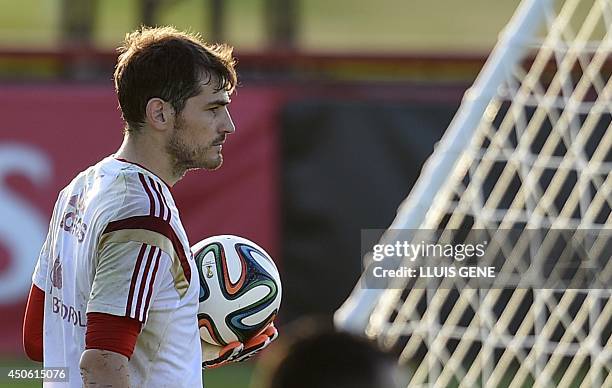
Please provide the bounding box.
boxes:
[338,0,611,386]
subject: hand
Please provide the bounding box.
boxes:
[201,340,244,369]
[201,324,278,369]
[233,324,279,363]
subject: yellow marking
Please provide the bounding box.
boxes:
[99,229,189,297]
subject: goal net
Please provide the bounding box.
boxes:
[335,0,611,387]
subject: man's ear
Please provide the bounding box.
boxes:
[145,98,174,130]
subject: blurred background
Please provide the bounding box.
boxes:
[0,0,521,386]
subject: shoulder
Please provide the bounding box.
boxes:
[123,171,173,222]
[100,170,178,245]
[97,158,174,222]
[94,164,171,223]
[80,158,181,245]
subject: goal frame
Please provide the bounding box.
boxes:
[334,0,554,334]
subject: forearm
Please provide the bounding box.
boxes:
[23,284,45,362]
[79,349,130,387]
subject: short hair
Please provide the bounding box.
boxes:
[113,26,237,131]
[256,318,398,388]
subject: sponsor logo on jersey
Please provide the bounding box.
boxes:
[49,256,86,327]
[50,256,63,290]
[52,296,86,327]
[60,193,88,242]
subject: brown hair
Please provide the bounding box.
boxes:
[114,26,237,131]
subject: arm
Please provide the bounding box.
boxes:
[80,312,141,387]
[23,284,44,362]
[26,202,58,362]
[80,349,130,387]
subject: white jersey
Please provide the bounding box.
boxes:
[32,156,202,388]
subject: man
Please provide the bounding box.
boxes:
[22,26,277,387]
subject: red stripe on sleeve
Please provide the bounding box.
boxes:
[138,173,156,216]
[113,158,172,190]
[103,216,191,284]
[85,312,142,359]
[142,248,162,322]
[155,181,171,222]
[148,176,166,220]
[125,244,148,318]
[134,246,157,321]
[23,284,44,362]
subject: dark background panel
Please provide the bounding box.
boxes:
[281,99,459,321]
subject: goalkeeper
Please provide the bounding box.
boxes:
[22,26,276,388]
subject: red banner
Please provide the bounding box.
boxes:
[0,84,282,354]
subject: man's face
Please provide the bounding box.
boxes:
[166,76,235,175]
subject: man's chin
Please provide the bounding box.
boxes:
[203,162,223,171]
[201,155,223,171]
[174,156,223,175]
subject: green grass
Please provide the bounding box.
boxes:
[0,0,521,52]
[0,357,254,388]
[0,357,44,388]
[1,0,605,53]
[298,0,521,52]
[205,362,255,388]
[0,0,59,47]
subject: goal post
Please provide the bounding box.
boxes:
[335,0,611,386]
[335,0,553,334]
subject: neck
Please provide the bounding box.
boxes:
[114,131,180,186]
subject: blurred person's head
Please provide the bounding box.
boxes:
[253,317,399,388]
[113,26,237,178]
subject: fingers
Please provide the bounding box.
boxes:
[244,324,278,351]
[233,324,279,363]
[263,324,278,342]
[244,333,271,353]
[201,323,279,368]
[202,341,243,369]
[232,338,268,363]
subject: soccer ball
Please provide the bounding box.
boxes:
[192,235,281,346]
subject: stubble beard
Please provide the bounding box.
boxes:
[166,117,223,178]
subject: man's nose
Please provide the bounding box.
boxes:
[221,110,236,134]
